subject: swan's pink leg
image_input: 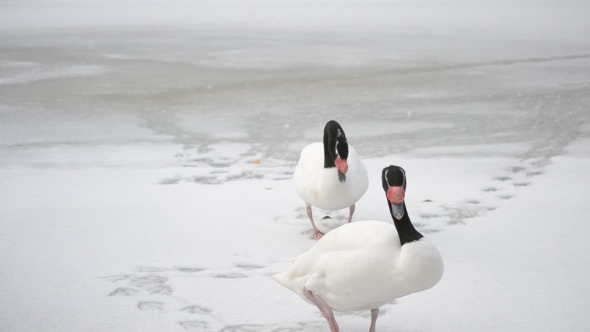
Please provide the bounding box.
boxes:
[303,287,339,332]
[306,204,324,240]
[348,204,356,223]
[369,308,379,332]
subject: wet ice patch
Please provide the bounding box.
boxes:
[411,142,531,157]
[178,113,249,140]
[0,143,180,169]
[0,60,40,68]
[102,53,134,60]
[346,121,456,137]
[0,65,109,85]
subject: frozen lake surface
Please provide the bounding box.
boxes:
[1,2,590,332]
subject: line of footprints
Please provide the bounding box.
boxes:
[411,160,544,231]
[103,264,273,332]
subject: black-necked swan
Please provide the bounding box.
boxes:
[293,120,369,240]
[274,165,444,332]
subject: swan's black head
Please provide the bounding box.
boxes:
[324,120,349,160]
[323,120,349,182]
[381,165,423,245]
[382,165,406,191]
[382,165,407,219]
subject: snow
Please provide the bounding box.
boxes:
[2,144,590,331]
[1,1,590,331]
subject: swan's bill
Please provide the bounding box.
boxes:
[391,203,404,219]
[338,170,347,183]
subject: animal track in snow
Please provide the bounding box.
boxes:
[214,273,248,279]
[179,320,209,331]
[495,176,512,181]
[220,324,264,332]
[104,262,275,331]
[447,210,477,225]
[130,274,168,288]
[175,266,205,273]
[138,301,164,312]
[102,274,132,282]
[513,182,530,187]
[159,178,182,185]
[508,166,526,173]
[437,159,547,227]
[236,263,265,271]
[267,322,328,332]
[194,175,224,185]
[148,284,173,295]
[419,213,440,219]
[109,287,138,296]
[181,305,212,315]
[527,170,543,177]
[136,266,168,273]
[398,159,547,232]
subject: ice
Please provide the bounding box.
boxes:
[0,65,108,85]
[1,1,590,332]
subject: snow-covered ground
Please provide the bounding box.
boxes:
[1,1,590,332]
[2,143,590,332]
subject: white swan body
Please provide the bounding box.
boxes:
[275,165,443,332]
[294,142,368,211]
[293,120,369,240]
[273,220,444,312]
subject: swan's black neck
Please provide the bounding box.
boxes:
[323,120,348,169]
[323,133,336,168]
[387,201,423,246]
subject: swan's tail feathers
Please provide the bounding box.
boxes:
[272,272,314,305]
[271,271,290,288]
[289,254,302,265]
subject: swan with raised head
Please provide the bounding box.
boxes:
[294,120,368,240]
[274,165,444,332]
